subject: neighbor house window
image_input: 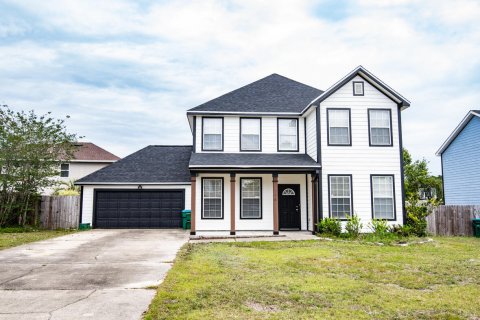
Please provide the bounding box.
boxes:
[278,118,298,151]
[329,175,352,219]
[60,163,69,177]
[327,109,351,145]
[371,175,395,220]
[202,178,223,219]
[240,118,261,151]
[353,81,364,96]
[241,178,262,219]
[202,117,223,151]
[368,109,392,146]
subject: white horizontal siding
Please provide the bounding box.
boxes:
[195,116,305,154]
[320,75,403,227]
[194,173,313,234]
[305,109,317,161]
[81,184,191,225]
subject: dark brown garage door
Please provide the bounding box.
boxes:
[94,190,184,228]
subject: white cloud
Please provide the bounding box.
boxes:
[0,0,479,174]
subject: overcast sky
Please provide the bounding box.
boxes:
[1,0,479,174]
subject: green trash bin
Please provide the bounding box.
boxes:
[473,219,480,238]
[181,210,191,230]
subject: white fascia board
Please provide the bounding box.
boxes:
[300,65,411,114]
[189,165,321,168]
[435,111,479,156]
[75,182,191,185]
[187,111,300,115]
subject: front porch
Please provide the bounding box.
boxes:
[189,172,320,236]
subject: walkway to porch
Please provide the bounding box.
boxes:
[189,231,318,243]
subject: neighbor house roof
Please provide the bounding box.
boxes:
[71,142,120,162]
[189,153,320,170]
[76,145,192,184]
[187,74,323,115]
[436,110,480,156]
[306,65,411,112]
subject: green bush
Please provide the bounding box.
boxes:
[316,218,342,237]
[368,219,389,236]
[345,214,363,238]
[405,198,430,237]
[389,224,413,237]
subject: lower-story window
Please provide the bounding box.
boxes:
[202,178,223,219]
[329,175,352,219]
[241,178,262,219]
[371,175,395,220]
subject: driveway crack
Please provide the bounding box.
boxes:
[48,289,96,320]
[0,265,46,286]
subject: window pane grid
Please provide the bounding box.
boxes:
[369,110,391,145]
[372,176,394,219]
[241,179,261,218]
[203,179,223,218]
[329,176,352,219]
[328,110,350,145]
[278,119,298,150]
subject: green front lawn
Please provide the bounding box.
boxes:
[0,228,76,250]
[145,237,480,320]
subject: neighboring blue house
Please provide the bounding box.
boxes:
[436,110,480,205]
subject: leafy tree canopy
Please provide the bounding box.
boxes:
[0,105,80,226]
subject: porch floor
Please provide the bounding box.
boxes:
[189,231,317,243]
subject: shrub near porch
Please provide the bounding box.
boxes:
[145,238,480,320]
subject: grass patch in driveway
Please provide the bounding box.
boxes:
[145,237,480,320]
[0,227,77,250]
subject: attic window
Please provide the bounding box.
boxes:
[353,81,364,96]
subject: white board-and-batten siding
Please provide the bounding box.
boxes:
[194,116,307,154]
[305,108,317,161]
[80,185,191,225]
[319,75,403,227]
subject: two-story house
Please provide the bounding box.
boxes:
[76,66,410,235]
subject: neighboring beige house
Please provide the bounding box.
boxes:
[45,142,120,194]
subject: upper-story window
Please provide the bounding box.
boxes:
[327,108,351,146]
[202,117,223,151]
[278,118,298,151]
[353,81,364,96]
[368,109,392,146]
[240,118,261,151]
[60,163,69,177]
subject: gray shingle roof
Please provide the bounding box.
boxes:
[187,74,323,114]
[76,145,192,184]
[189,153,320,169]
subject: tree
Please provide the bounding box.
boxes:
[403,149,443,202]
[0,105,79,226]
[403,149,442,236]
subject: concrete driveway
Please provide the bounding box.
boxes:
[0,229,189,320]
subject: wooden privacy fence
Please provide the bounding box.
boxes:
[427,205,480,236]
[39,195,80,229]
